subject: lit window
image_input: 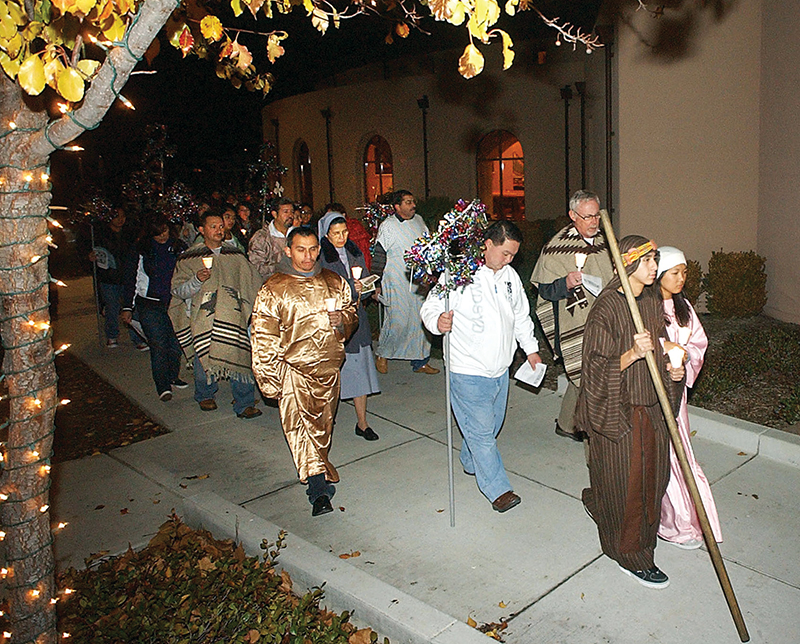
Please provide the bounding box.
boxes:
[476,130,525,220]
[363,135,393,203]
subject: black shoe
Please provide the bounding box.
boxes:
[312,495,334,516]
[619,565,670,589]
[555,420,585,442]
[171,378,189,390]
[355,424,379,441]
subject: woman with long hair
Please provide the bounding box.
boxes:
[318,212,381,440]
[656,246,722,549]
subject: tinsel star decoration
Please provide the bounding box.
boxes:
[159,182,199,225]
[360,201,394,245]
[77,190,117,224]
[404,199,488,296]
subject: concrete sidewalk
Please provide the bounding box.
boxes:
[51,277,800,643]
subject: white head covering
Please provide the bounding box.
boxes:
[657,246,687,278]
[317,211,345,241]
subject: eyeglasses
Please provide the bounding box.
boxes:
[574,211,601,221]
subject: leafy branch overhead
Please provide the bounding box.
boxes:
[0,0,605,102]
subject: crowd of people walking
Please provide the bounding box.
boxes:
[85,188,721,588]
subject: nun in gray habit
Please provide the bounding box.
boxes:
[318,212,382,440]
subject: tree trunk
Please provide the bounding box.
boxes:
[0,1,181,640]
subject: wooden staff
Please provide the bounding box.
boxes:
[600,211,749,642]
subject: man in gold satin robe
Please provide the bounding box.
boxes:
[251,226,358,516]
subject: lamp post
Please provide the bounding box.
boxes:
[417,95,430,200]
[560,85,573,212]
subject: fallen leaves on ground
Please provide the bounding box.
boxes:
[56,515,385,643]
[339,551,361,559]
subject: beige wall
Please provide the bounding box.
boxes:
[758,1,800,322]
[262,45,591,221]
[615,1,762,265]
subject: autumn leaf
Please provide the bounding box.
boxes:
[232,39,252,70]
[348,628,373,644]
[200,16,223,42]
[246,629,260,642]
[197,556,216,572]
[467,616,477,628]
[467,0,500,43]
[19,54,46,95]
[498,600,506,608]
[496,29,514,70]
[458,43,484,79]
[230,0,243,16]
[0,51,22,79]
[76,58,101,79]
[428,0,453,21]
[102,14,126,43]
[75,0,97,15]
[120,507,129,515]
[178,24,194,57]
[338,550,361,559]
[266,32,286,63]
[183,473,210,480]
[395,22,409,38]
[504,0,518,16]
[311,7,329,34]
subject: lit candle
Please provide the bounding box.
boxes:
[351,266,362,279]
[575,253,587,270]
[667,346,685,369]
[324,298,337,312]
[202,257,213,269]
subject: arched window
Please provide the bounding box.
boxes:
[296,140,313,208]
[477,130,525,220]
[363,135,393,202]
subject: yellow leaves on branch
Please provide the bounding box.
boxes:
[18,54,45,95]
[200,15,224,42]
[57,66,85,101]
[221,36,252,70]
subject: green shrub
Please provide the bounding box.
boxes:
[683,259,703,306]
[703,250,767,318]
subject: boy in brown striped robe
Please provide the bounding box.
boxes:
[576,236,684,589]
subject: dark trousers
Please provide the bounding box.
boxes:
[136,297,182,395]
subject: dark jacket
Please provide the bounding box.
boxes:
[319,237,373,354]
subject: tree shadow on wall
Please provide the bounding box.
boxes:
[602,0,741,62]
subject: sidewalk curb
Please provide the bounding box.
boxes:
[689,405,800,467]
[180,492,489,644]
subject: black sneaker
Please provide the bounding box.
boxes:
[171,379,189,390]
[159,390,173,402]
[619,565,670,589]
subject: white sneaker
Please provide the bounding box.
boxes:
[673,538,703,550]
[106,338,118,348]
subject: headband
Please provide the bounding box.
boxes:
[621,240,657,267]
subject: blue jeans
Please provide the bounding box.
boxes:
[137,297,182,395]
[99,282,140,343]
[450,371,512,503]
[193,354,255,415]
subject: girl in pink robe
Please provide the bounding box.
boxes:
[657,247,723,548]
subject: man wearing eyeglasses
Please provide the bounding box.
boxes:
[530,190,615,441]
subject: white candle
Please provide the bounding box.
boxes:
[575,253,587,270]
[677,326,691,346]
[351,266,362,279]
[202,256,213,269]
[324,298,337,312]
[667,346,685,369]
